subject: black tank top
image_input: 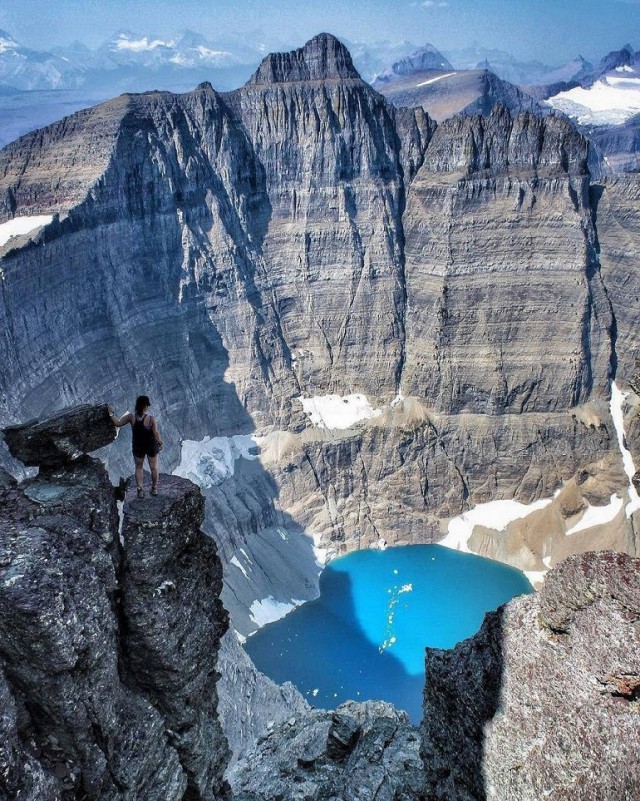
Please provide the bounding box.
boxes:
[132,414,155,451]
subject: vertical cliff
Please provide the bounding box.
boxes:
[422,551,640,800]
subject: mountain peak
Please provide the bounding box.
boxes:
[373,44,453,84]
[246,33,361,85]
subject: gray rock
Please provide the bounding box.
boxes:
[247,33,361,84]
[326,712,361,760]
[217,629,310,768]
[120,474,230,800]
[0,461,186,800]
[0,466,16,488]
[0,664,60,801]
[3,403,116,467]
[422,551,640,801]
[230,701,424,800]
[0,430,230,798]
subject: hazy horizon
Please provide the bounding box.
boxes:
[1,0,638,67]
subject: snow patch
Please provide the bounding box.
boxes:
[610,381,640,516]
[230,555,249,578]
[547,77,640,126]
[616,65,635,73]
[416,71,456,87]
[440,497,553,553]
[0,215,54,248]
[312,532,330,568]
[196,45,231,59]
[298,394,382,430]
[173,434,261,488]
[565,494,624,536]
[0,35,19,53]
[524,570,546,587]
[249,596,303,628]
[115,35,174,52]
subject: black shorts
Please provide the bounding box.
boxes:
[132,443,160,459]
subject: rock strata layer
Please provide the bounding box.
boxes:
[422,551,640,801]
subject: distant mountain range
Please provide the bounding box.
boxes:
[0,28,628,93]
[0,28,265,93]
[545,45,640,127]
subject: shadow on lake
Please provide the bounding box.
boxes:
[245,568,425,721]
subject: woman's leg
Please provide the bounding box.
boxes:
[149,455,159,492]
[135,457,145,490]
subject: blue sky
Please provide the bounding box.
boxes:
[1,0,638,64]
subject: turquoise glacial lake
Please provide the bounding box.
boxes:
[244,545,533,722]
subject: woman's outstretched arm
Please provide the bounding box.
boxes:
[108,406,132,427]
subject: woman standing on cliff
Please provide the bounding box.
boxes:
[108,396,163,498]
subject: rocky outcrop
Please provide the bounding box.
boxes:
[247,33,361,84]
[230,701,424,800]
[120,474,230,799]
[422,551,640,801]
[3,403,116,466]
[0,411,230,799]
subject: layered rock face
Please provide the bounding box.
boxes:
[593,174,640,381]
[0,32,635,622]
[0,406,230,800]
[422,551,640,801]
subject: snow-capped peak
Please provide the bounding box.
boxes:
[0,30,20,54]
[114,33,175,53]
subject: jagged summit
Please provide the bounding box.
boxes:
[246,32,361,85]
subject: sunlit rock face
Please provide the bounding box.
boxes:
[422,551,640,801]
[0,33,636,624]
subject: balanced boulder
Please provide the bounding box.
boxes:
[3,404,116,468]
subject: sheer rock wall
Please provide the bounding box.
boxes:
[0,33,635,621]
